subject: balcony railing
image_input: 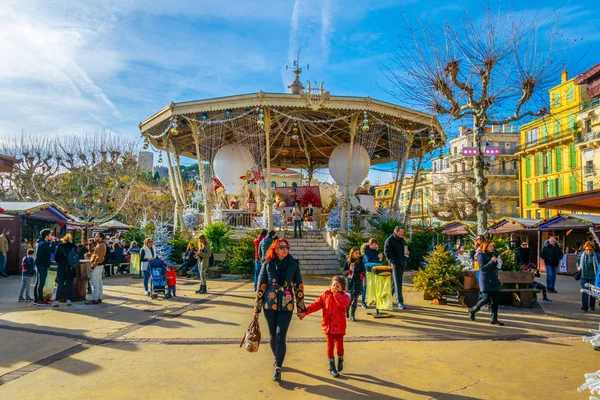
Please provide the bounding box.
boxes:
[516,129,576,152]
[488,168,518,176]
[576,131,600,144]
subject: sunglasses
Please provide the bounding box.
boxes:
[278,245,290,250]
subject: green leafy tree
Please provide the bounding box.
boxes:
[413,245,461,300]
[228,234,256,276]
[201,221,234,253]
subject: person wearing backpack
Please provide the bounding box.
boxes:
[53,233,78,307]
[18,249,36,302]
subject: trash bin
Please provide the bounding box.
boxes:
[129,252,141,277]
[371,266,393,312]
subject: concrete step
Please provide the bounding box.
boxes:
[291,247,332,252]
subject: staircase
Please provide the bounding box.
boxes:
[283,231,340,276]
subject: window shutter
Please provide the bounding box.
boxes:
[570,175,577,193]
[526,183,531,206]
[539,181,545,199]
[537,153,543,176]
[569,143,577,169]
[547,151,552,174]
[568,115,576,131]
[557,177,563,196]
[567,85,575,102]
[542,124,548,139]
[554,120,561,138]
[555,147,562,172]
[525,156,531,178]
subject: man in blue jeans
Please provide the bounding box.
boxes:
[33,229,58,305]
[541,236,563,293]
[0,228,12,277]
[253,229,268,291]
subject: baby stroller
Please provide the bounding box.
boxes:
[149,258,170,299]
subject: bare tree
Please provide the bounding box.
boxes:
[383,6,565,234]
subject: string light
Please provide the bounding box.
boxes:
[270,108,357,123]
[362,111,370,132]
[257,108,265,128]
[158,151,163,163]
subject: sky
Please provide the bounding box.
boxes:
[1,0,598,185]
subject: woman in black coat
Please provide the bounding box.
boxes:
[342,247,366,321]
[253,238,306,382]
[53,233,78,307]
[468,241,504,326]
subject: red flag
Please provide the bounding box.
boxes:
[212,177,224,191]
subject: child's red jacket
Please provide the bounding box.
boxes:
[305,290,351,335]
[165,270,177,287]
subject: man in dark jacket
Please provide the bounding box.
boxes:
[384,226,409,310]
[259,230,276,262]
[514,242,531,268]
[540,237,563,293]
[33,229,58,305]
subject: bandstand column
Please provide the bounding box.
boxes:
[189,120,211,227]
[264,109,273,231]
[340,116,358,233]
[166,143,185,232]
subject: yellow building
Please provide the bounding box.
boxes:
[399,170,433,224]
[518,69,590,219]
[374,182,395,209]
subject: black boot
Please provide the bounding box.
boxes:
[490,311,504,326]
[350,314,356,322]
[337,356,344,372]
[201,284,207,294]
[273,366,282,382]
[468,307,477,321]
[328,358,339,378]
[196,284,203,294]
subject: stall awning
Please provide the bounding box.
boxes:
[98,219,132,229]
[533,189,600,213]
[488,217,543,234]
[536,214,600,231]
[0,202,88,226]
[440,220,476,235]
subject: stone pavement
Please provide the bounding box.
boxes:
[0,273,598,399]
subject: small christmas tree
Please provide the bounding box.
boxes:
[413,245,461,301]
[578,370,600,399]
[153,220,173,263]
[325,205,352,232]
[261,208,283,229]
[183,207,200,230]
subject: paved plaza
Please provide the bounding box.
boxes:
[0,274,598,399]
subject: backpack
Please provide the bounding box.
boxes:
[67,247,80,270]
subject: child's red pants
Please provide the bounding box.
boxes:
[326,333,344,358]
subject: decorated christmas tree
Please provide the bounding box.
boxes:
[412,245,461,301]
[325,205,352,232]
[183,207,201,230]
[261,208,284,229]
[153,220,173,263]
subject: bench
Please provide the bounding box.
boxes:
[457,271,541,308]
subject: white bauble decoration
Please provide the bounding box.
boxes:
[213,144,254,196]
[328,143,370,196]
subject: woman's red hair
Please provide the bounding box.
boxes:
[265,238,290,261]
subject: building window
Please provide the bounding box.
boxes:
[585,150,593,174]
[377,190,383,197]
[526,128,539,144]
[292,182,298,187]
[567,85,575,103]
[400,193,404,202]
[568,115,576,131]
[384,189,390,196]
[271,181,276,188]
[281,181,287,187]
[584,119,592,134]
[553,91,560,108]
[554,120,561,137]
[587,181,594,191]
[527,210,532,219]
[536,209,541,219]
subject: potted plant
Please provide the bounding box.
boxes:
[201,221,234,262]
[228,231,260,279]
[413,245,462,305]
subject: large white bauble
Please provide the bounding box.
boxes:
[328,143,370,196]
[213,144,254,196]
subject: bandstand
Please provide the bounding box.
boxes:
[139,73,446,232]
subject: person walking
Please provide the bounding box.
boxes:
[33,229,58,305]
[259,231,276,263]
[253,238,306,382]
[541,236,563,293]
[253,229,268,291]
[292,202,304,239]
[577,241,600,312]
[0,228,12,277]
[468,241,504,326]
[343,248,366,321]
[196,235,211,294]
[140,238,157,296]
[384,226,409,310]
[299,276,351,378]
[18,249,35,302]
[53,233,77,307]
[86,233,107,305]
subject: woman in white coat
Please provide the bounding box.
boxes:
[140,238,158,296]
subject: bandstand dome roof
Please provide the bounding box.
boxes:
[140,90,446,170]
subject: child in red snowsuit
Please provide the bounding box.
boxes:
[300,275,351,378]
[165,265,177,297]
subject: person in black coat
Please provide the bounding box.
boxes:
[53,233,78,307]
[343,248,366,321]
[177,243,198,275]
[107,241,125,275]
[33,229,58,304]
[514,242,531,268]
[468,241,504,326]
[540,237,563,293]
[384,226,409,310]
[253,238,306,382]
